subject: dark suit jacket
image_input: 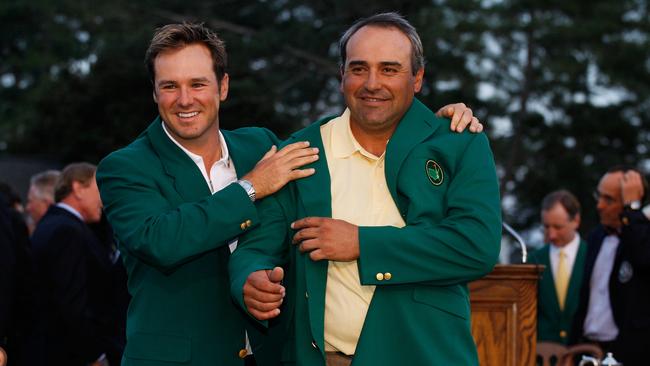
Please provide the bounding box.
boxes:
[0,197,17,348]
[230,99,502,366]
[530,240,586,344]
[573,210,650,365]
[31,205,121,366]
[97,118,280,366]
[0,195,36,366]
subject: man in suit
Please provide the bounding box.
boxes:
[230,13,501,366]
[31,163,122,365]
[573,167,650,365]
[530,190,586,344]
[96,21,483,366]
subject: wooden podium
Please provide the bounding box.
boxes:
[469,264,544,366]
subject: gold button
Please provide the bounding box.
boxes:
[622,216,630,225]
[376,273,384,281]
[246,219,252,227]
[238,349,248,358]
[240,222,247,230]
[559,330,567,338]
[384,272,392,280]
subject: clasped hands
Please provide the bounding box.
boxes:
[243,217,359,320]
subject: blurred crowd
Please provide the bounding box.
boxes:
[531,167,650,365]
[1,163,129,366]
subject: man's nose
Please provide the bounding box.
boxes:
[364,70,381,91]
[178,87,193,106]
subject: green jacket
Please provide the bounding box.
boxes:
[530,240,587,344]
[230,99,502,366]
[97,118,279,366]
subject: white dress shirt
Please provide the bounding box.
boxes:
[583,234,620,341]
[549,233,581,280]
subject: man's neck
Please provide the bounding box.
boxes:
[162,122,223,170]
[57,199,85,222]
[349,122,397,157]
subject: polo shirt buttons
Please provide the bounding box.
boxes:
[559,330,567,338]
[238,349,248,358]
[376,273,384,281]
[384,272,392,280]
[240,222,247,230]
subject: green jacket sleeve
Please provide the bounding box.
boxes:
[357,134,502,286]
[97,152,259,272]
[229,189,293,324]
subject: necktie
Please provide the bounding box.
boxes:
[556,249,569,310]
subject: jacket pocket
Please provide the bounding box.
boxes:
[412,285,469,320]
[125,332,191,363]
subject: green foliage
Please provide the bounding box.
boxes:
[1,0,649,238]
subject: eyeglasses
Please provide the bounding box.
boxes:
[592,191,617,206]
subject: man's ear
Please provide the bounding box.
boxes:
[413,67,424,93]
[71,181,83,199]
[218,73,230,101]
[152,89,158,104]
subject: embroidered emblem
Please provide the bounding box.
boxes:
[618,261,633,284]
[425,160,444,186]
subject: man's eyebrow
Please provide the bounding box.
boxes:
[379,61,403,67]
[157,79,175,85]
[346,60,404,67]
[190,77,210,83]
[347,60,368,67]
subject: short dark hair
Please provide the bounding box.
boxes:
[55,163,96,203]
[339,12,425,76]
[541,189,581,220]
[145,22,227,85]
[606,165,649,204]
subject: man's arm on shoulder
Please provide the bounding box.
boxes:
[357,133,501,286]
[436,102,484,133]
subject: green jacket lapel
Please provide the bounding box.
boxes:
[385,99,439,212]
[538,245,561,312]
[145,117,211,201]
[289,117,333,219]
[286,116,334,354]
[222,130,257,179]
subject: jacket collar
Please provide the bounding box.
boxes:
[145,117,212,201]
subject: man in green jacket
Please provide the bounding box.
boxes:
[230,13,501,366]
[529,190,586,344]
[97,22,483,366]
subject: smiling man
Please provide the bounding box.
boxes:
[230,13,501,366]
[96,21,483,366]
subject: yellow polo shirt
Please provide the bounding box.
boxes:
[321,109,405,355]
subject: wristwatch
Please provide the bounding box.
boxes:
[236,179,256,202]
[625,200,642,210]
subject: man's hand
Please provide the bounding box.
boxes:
[621,170,644,205]
[436,103,483,133]
[243,141,319,200]
[243,267,285,320]
[291,217,359,261]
